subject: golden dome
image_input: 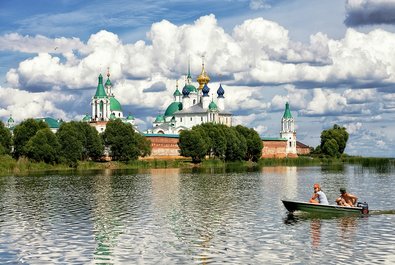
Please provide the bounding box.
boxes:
[197,57,210,90]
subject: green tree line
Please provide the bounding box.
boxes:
[0,119,151,166]
[178,123,263,163]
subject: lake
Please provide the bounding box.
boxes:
[0,164,394,264]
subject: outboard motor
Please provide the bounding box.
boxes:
[357,202,369,214]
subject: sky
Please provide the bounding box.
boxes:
[0,0,395,157]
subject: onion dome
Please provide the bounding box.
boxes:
[209,100,218,110]
[202,84,210,97]
[197,57,210,90]
[217,84,225,98]
[126,114,135,120]
[105,68,112,87]
[283,102,293,119]
[182,84,190,97]
[110,97,122,111]
[105,77,112,87]
[94,74,107,98]
[109,113,116,120]
[7,115,14,123]
[165,102,183,116]
[154,114,165,123]
[173,80,182,96]
[173,88,182,97]
[186,84,197,93]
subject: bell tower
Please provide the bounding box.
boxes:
[280,102,297,156]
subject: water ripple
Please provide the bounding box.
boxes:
[0,167,394,264]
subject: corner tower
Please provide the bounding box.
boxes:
[280,102,297,156]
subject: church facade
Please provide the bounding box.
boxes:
[146,60,232,134]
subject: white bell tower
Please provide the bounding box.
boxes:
[280,102,297,156]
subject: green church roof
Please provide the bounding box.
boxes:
[283,102,293,119]
[154,114,165,123]
[186,84,197,93]
[95,74,107,98]
[209,101,218,110]
[82,114,91,121]
[7,116,14,123]
[105,77,112,87]
[36,117,62,128]
[110,97,122,111]
[164,102,183,117]
[173,88,182,96]
[126,115,135,120]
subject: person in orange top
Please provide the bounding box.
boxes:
[309,183,329,205]
[336,188,358,207]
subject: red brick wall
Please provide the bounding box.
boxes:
[145,136,183,159]
[261,140,288,158]
[146,136,303,159]
[297,146,310,155]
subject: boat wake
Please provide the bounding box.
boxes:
[369,210,395,215]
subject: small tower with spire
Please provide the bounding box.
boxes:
[104,68,113,96]
[6,115,15,129]
[173,80,182,103]
[280,102,297,156]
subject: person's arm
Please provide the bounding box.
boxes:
[350,194,358,205]
[309,192,318,203]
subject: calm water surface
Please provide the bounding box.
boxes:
[0,165,394,264]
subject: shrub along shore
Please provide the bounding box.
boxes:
[0,155,393,176]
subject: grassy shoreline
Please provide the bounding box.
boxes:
[0,155,393,176]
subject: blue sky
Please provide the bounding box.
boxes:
[1,0,395,157]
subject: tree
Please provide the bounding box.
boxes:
[178,129,208,163]
[76,122,104,160]
[0,121,12,155]
[320,124,349,157]
[199,123,226,159]
[223,127,247,161]
[102,119,140,161]
[235,125,263,162]
[13,119,48,158]
[56,121,104,163]
[26,128,60,164]
[57,123,84,166]
[135,133,152,157]
[322,138,340,158]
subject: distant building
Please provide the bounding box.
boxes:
[35,117,63,133]
[83,69,137,133]
[280,102,297,156]
[261,102,299,158]
[146,58,232,134]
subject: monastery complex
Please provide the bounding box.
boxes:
[4,59,310,159]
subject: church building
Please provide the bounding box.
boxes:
[146,59,232,134]
[83,70,136,133]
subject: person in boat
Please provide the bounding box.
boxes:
[309,183,329,205]
[336,188,358,207]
